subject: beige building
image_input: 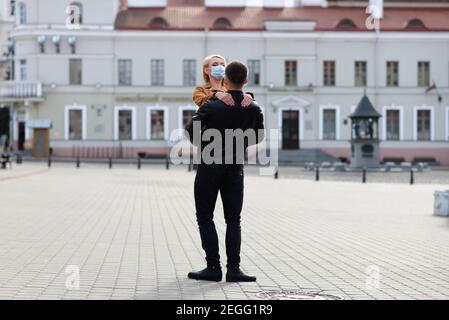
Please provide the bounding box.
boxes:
[1,0,449,164]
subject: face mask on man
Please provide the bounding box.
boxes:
[210,65,225,80]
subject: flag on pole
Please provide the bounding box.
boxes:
[425,81,436,93]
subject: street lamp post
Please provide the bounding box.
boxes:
[6,40,15,152]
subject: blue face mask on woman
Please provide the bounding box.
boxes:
[210,65,225,80]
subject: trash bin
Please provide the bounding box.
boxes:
[434,191,449,217]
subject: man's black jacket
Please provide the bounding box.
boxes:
[185,90,265,165]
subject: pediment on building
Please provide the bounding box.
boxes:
[271,95,311,110]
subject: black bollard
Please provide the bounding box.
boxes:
[109,157,112,169]
[274,168,279,179]
[362,168,366,183]
[315,167,320,181]
[188,163,192,172]
[410,169,414,185]
[137,157,141,170]
[76,157,80,168]
[165,157,170,170]
[48,156,51,168]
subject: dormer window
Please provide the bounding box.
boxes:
[149,17,169,28]
[336,19,357,30]
[213,17,232,29]
[405,19,426,30]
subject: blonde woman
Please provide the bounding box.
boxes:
[192,54,254,107]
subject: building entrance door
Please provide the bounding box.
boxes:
[282,110,300,150]
[32,128,49,157]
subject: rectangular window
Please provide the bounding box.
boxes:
[386,61,399,87]
[151,59,164,86]
[118,59,132,86]
[355,61,367,87]
[323,61,335,86]
[248,60,261,86]
[19,59,26,81]
[182,109,196,128]
[118,110,133,140]
[150,110,165,140]
[68,109,82,140]
[417,109,431,141]
[285,60,297,86]
[69,59,82,85]
[322,109,336,140]
[183,59,196,86]
[418,61,430,87]
[386,110,400,141]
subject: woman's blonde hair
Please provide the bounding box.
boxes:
[202,54,226,86]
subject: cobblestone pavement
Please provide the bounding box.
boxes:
[1,162,449,300]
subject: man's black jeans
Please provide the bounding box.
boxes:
[194,163,244,269]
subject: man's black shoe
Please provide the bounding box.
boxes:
[188,266,222,282]
[226,268,256,282]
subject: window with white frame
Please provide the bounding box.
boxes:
[386,61,399,87]
[285,60,297,87]
[148,108,166,140]
[69,110,82,140]
[118,59,132,86]
[151,59,164,86]
[248,60,260,86]
[118,109,133,140]
[354,61,367,87]
[417,61,430,87]
[320,106,339,140]
[65,105,86,140]
[69,59,82,85]
[181,108,196,128]
[323,61,335,86]
[19,59,26,81]
[385,109,400,141]
[415,107,432,141]
[322,109,336,140]
[183,59,196,86]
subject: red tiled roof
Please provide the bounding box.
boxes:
[115,6,449,31]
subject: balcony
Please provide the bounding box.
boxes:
[0,81,44,102]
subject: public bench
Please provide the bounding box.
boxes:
[1,152,15,169]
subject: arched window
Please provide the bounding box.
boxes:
[213,17,232,29]
[69,2,83,25]
[336,19,357,30]
[405,19,426,30]
[149,17,169,28]
[17,2,26,25]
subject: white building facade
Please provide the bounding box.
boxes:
[2,0,449,164]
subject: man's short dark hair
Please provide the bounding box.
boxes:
[225,61,248,87]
